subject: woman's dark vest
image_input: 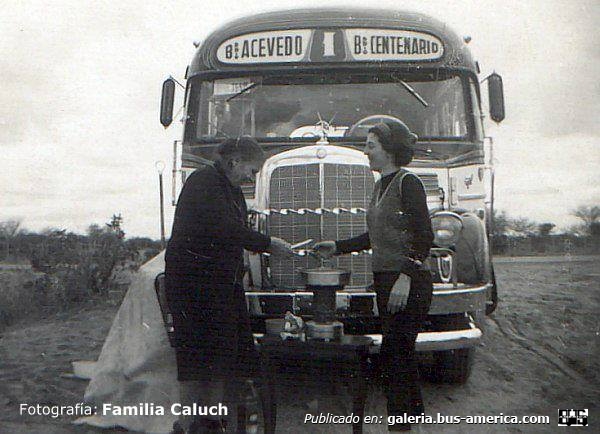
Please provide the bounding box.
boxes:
[367,169,418,272]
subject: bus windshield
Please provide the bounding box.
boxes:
[192,72,480,157]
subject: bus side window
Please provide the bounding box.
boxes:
[183,83,199,142]
[196,81,212,138]
[469,77,484,141]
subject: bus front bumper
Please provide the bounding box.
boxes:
[249,282,489,352]
[366,319,482,353]
[253,320,481,353]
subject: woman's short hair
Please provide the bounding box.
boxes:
[368,121,417,166]
[215,136,265,163]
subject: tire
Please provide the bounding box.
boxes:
[431,347,474,384]
[424,314,475,384]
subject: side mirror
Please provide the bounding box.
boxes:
[487,72,505,123]
[160,78,176,128]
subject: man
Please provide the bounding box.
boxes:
[165,137,292,433]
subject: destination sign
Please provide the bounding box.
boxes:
[217,30,312,64]
[216,28,444,64]
[345,29,444,61]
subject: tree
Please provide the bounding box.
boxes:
[491,210,540,237]
[106,214,125,239]
[565,223,588,237]
[0,219,22,260]
[538,223,555,236]
[491,209,510,237]
[509,216,537,236]
[572,205,600,234]
[87,223,105,237]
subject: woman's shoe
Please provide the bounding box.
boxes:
[389,422,411,431]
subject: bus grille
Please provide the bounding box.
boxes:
[419,173,440,196]
[267,163,374,290]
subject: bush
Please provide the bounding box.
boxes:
[0,269,48,330]
[6,229,161,304]
[492,234,598,256]
[21,229,124,298]
[0,223,163,330]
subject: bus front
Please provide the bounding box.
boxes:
[163,9,505,383]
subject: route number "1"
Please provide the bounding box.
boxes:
[322,31,335,57]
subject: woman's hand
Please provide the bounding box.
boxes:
[312,241,337,259]
[387,274,411,314]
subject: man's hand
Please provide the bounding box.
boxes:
[387,274,411,314]
[269,237,294,257]
[312,241,337,259]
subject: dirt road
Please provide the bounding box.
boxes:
[1,258,598,433]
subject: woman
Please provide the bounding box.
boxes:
[314,121,433,432]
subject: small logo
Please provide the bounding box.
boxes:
[464,174,473,189]
[558,409,588,427]
[316,148,327,159]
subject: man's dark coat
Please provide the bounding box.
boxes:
[165,163,270,381]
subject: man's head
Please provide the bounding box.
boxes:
[215,136,266,187]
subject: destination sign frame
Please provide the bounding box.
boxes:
[346,28,444,61]
[216,28,445,65]
[216,29,312,64]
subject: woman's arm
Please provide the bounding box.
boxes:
[401,174,434,271]
[313,232,370,259]
[335,232,371,254]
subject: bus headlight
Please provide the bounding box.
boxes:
[431,212,463,247]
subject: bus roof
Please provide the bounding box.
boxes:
[189,8,476,77]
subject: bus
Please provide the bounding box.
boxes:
[160,8,505,383]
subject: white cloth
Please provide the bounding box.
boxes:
[74,251,179,434]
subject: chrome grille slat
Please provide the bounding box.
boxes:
[418,173,440,196]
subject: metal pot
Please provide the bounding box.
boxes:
[300,267,351,287]
[265,318,286,335]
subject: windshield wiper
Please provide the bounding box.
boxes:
[398,80,429,107]
[226,81,260,102]
[392,75,429,107]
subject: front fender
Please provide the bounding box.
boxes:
[454,212,491,284]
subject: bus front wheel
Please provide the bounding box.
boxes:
[429,347,474,384]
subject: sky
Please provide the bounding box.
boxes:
[1,0,599,238]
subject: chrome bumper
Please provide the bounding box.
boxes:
[248,283,489,352]
[246,282,490,316]
[253,320,482,353]
[429,282,490,315]
[366,319,482,353]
